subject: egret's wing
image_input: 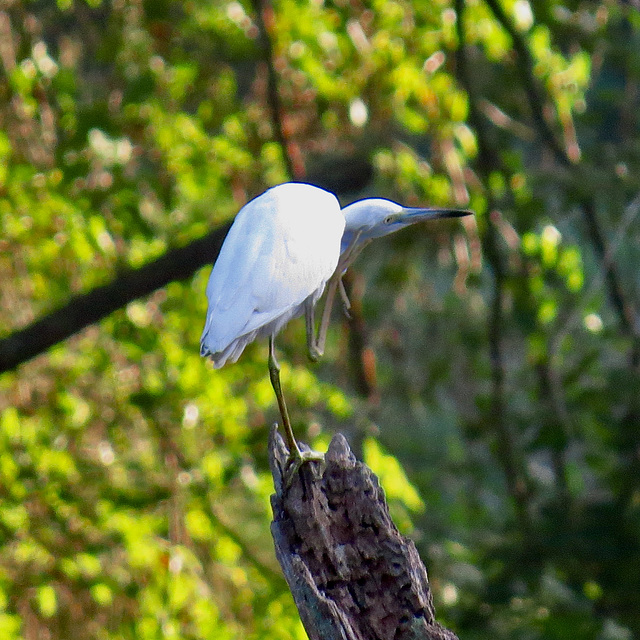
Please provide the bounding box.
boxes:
[201,184,344,361]
[201,209,275,352]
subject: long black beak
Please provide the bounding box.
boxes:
[401,207,474,221]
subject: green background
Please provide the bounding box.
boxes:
[1,0,639,638]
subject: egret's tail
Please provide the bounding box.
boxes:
[200,323,257,369]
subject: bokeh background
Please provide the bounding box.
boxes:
[1,0,640,638]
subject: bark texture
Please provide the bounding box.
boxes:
[269,428,459,640]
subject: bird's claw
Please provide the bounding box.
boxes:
[338,278,352,319]
[284,448,324,488]
[307,345,324,362]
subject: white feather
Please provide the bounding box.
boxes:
[200,183,344,367]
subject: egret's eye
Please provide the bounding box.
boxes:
[383,215,394,224]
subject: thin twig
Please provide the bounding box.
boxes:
[250,0,296,179]
[580,198,640,364]
[482,0,568,166]
[552,191,640,353]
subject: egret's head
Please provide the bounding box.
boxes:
[340,198,472,254]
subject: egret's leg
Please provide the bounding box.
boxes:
[305,299,321,362]
[268,336,301,459]
[268,337,324,485]
[338,277,351,316]
[339,232,369,277]
[316,272,339,354]
[305,232,368,361]
[309,235,366,358]
[305,275,335,361]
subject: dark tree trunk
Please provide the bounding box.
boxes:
[269,428,459,640]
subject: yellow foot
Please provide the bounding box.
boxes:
[284,448,325,488]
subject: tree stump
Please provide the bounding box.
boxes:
[269,427,459,640]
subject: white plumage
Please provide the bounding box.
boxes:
[200,182,344,367]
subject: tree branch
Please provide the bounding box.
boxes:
[482,0,568,166]
[0,223,231,374]
[580,197,640,363]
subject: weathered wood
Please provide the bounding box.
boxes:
[269,427,459,640]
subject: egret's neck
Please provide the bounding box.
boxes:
[340,198,402,255]
[340,228,356,254]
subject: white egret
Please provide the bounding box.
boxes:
[200,182,471,472]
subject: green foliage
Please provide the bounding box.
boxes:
[1,0,640,639]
